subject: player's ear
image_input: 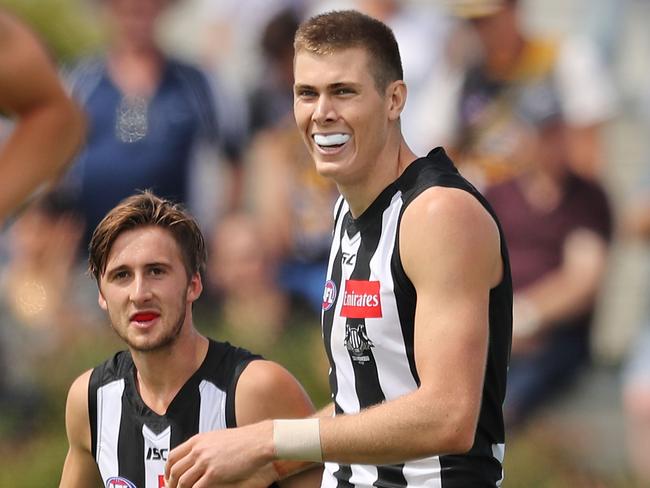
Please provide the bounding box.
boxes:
[386,80,407,121]
[98,290,108,311]
[187,272,203,302]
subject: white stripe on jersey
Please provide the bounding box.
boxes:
[350,464,379,487]
[330,217,363,415]
[321,462,340,488]
[493,443,505,486]
[96,379,125,483]
[368,192,419,399]
[142,425,170,488]
[402,455,443,488]
[198,380,228,432]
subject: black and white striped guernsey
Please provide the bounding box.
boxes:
[320,147,513,488]
[88,339,260,488]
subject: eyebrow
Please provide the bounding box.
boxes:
[294,81,359,92]
[104,261,171,277]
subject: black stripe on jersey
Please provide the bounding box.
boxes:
[88,366,100,459]
[390,225,419,386]
[226,357,258,427]
[346,214,385,408]
[323,217,345,414]
[117,382,146,485]
[335,465,355,488]
[168,385,201,449]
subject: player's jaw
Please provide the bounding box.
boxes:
[114,299,187,353]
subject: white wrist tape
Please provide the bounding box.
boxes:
[273,419,322,462]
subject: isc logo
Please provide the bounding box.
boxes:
[147,447,169,461]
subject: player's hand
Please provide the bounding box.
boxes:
[164,421,276,488]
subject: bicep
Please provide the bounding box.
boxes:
[235,361,323,487]
[60,370,101,486]
[401,188,500,399]
[59,447,103,488]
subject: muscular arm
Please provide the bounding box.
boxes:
[166,361,322,488]
[165,187,503,485]
[236,361,323,488]
[59,370,103,487]
[0,11,85,223]
[317,187,501,462]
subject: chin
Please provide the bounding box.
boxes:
[314,159,345,179]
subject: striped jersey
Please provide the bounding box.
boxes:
[320,148,512,488]
[88,339,260,488]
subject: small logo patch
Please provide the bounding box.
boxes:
[344,323,375,358]
[106,477,137,488]
[322,280,337,311]
[340,280,382,318]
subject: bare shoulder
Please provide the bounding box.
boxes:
[401,186,502,289]
[235,360,315,426]
[66,370,93,451]
[404,186,497,235]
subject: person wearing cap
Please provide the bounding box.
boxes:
[448,0,616,186]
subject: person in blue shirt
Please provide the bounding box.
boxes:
[65,0,246,247]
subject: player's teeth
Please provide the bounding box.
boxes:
[314,133,350,146]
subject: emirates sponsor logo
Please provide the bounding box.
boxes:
[340,280,382,318]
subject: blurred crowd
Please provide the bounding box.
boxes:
[2,0,650,485]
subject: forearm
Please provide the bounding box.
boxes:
[312,402,334,419]
[319,389,475,464]
[273,388,476,466]
[517,260,605,329]
[516,230,608,330]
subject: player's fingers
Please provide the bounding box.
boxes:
[176,462,204,488]
[165,437,195,480]
[166,448,198,488]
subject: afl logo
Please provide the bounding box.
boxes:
[106,477,137,488]
[322,280,337,311]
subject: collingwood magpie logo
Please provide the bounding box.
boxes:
[344,322,374,363]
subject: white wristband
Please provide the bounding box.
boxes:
[273,419,322,462]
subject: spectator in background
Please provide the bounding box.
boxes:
[247,6,301,135]
[0,9,85,225]
[206,211,330,406]
[347,0,455,156]
[0,191,100,439]
[246,122,338,316]
[207,211,289,346]
[240,6,338,315]
[64,0,246,248]
[484,96,613,429]
[449,0,616,188]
